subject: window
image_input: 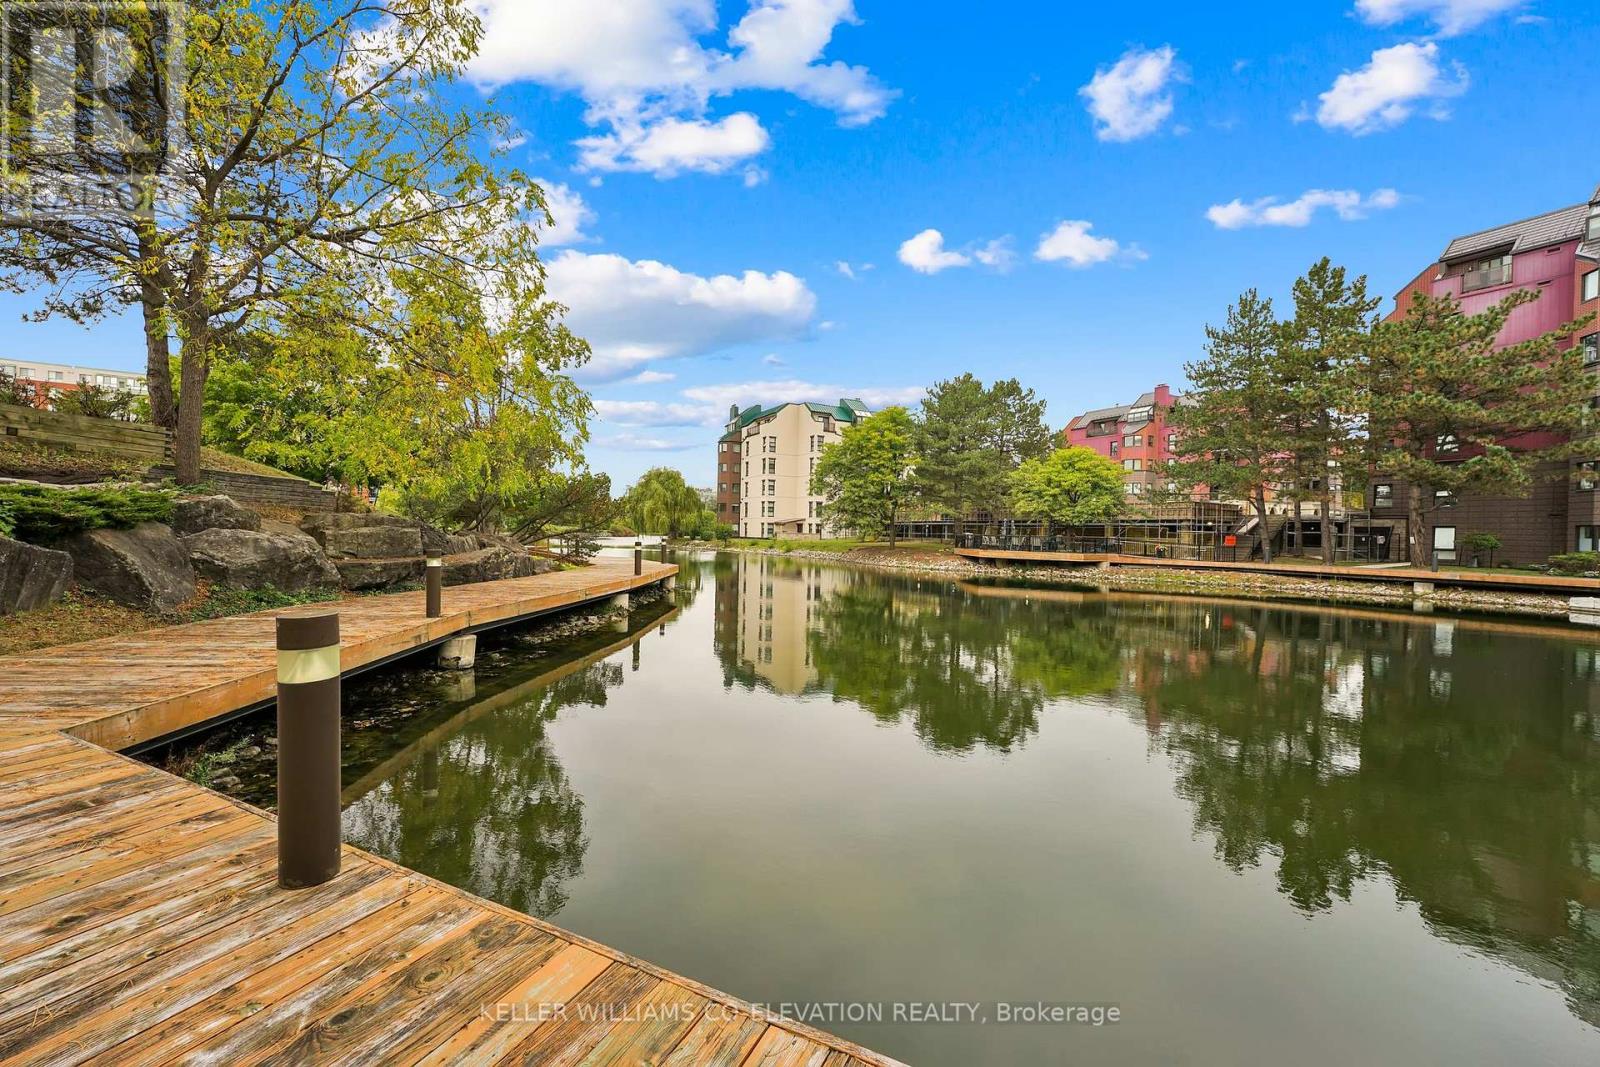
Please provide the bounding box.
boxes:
[1436,433,1460,454]
[1372,483,1394,508]
[1580,526,1600,552]
[47,370,62,381]
[1122,434,1140,448]
[1122,459,1142,471]
[1434,488,1456,508]
[1433,525,1457,562]
[1582,462,1599,491]
[1166,432,1177,452]
[1125,482,1143,495]
[1108,441,1119,457]
[1460,253,1512,293]
[1589,204,1600,243]
[1584,334,1600,367]
[1586,270,1600,303]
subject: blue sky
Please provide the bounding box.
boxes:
[4,0,1597,489]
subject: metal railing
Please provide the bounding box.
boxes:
[1460,261,1512,292]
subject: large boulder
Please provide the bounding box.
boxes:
[442,546,519,586]
[299,512,423,560]
[419,523,477,557]
[183,529,340,593]
[65,523,196,611]
[171,495,261,536]
[0,535,72,614]
[335,557,424,591]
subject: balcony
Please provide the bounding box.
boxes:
[1460,261,1512,293]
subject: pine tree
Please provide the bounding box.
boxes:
[1163,289,1293,562]
[1362,289,1597,567]
[1281,259,1380,562]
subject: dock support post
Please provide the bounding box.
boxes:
[1412,581,1435,595]
[438,635,477,670]
[276,610,342,890]
[1570,596,1600,627]
[425,556,443,618]
[634,540,643,576]
[663,574,676,592]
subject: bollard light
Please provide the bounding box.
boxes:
[276,610,342,890]
[634,539,643,576]
[425,556,443,618]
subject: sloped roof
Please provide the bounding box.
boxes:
[1580,241,1600,263]
[1440,202,1589,262]
[1067,404,1130,431]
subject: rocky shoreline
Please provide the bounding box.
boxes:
[703,543,1579,621]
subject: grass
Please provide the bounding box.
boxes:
[0,592,159,655]
[0,438,147,482]
[168,737,250,789]
[0,583,344,655]
[198,446,309,481]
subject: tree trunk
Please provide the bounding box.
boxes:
[173,328,210,485]
[140,291,176,429]
[1254,490,1272,565]
[1292,496,1303,558]
[1319,487,1334,565]
[1407,484,1428,568]
[887,503,898,548]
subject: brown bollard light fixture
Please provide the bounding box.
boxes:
[634,539,643,576]
[425,555,443,618]
[275,610,342,890]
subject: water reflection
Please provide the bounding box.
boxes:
[340,601,679,917]
[334,551,1600,1045]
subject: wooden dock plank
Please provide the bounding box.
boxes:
[0,562,907,1067]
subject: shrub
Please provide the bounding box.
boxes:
[1547,552,1600,576]
[0,483,175,543]
[52,385,141,422]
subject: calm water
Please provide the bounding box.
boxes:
[325,552,1600,1065]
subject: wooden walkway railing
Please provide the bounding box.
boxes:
[0,561,901,1067]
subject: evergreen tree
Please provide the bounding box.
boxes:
[1163,289,1293,562]
[1281,259,1380,562]
[1361,289,1596,567]
[914,375,1052,516]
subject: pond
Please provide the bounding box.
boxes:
[204,551,1600,1064]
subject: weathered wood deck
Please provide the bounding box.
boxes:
[0,562,901,1066]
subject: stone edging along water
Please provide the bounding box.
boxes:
[692,543,1575,621]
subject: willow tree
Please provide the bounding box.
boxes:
[1,0,556,484]
[622,468,706,538]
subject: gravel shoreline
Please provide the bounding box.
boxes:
[703,544,1580,621]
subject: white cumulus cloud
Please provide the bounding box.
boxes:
[1309,42,1469,135]
[534,178,596,246]
[1080,45,1181,143]
[898,229,971,274]
[466,0,892,179]
[1033,220,1143,268]
[1206,188,1403,229]
[546,250,817,381]
[576,113,770,177]
[1354,0,1524,36]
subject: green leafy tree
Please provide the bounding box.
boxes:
[810,407,918,546]
[914,375,1052,515]
[1009,446,1125,527]
[1163,289,1294,562]
[623,468,708,538]
[1281,259,1381,562]
[1,0,561,484]
[1361,289,1596,567]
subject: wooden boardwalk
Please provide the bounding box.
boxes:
[954,546,1600,597]
[0,562,901,1066]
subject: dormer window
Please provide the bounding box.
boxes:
[1588,203,1600,242]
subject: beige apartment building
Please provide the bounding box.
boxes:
[722,398,871,538]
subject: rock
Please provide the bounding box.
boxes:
[299,512,416,537]
[170,495,261,536]
[418,523,477,557]
[319,524,423,560]
[65,523,196,611]
[335,557,424,591]
[0,534,72,614]
[260,518,319,544]
[182,528,340,593]
[442,546,519,586]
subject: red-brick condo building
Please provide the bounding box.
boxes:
[1386,180,1600,564]
[1064,384,1185,502]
